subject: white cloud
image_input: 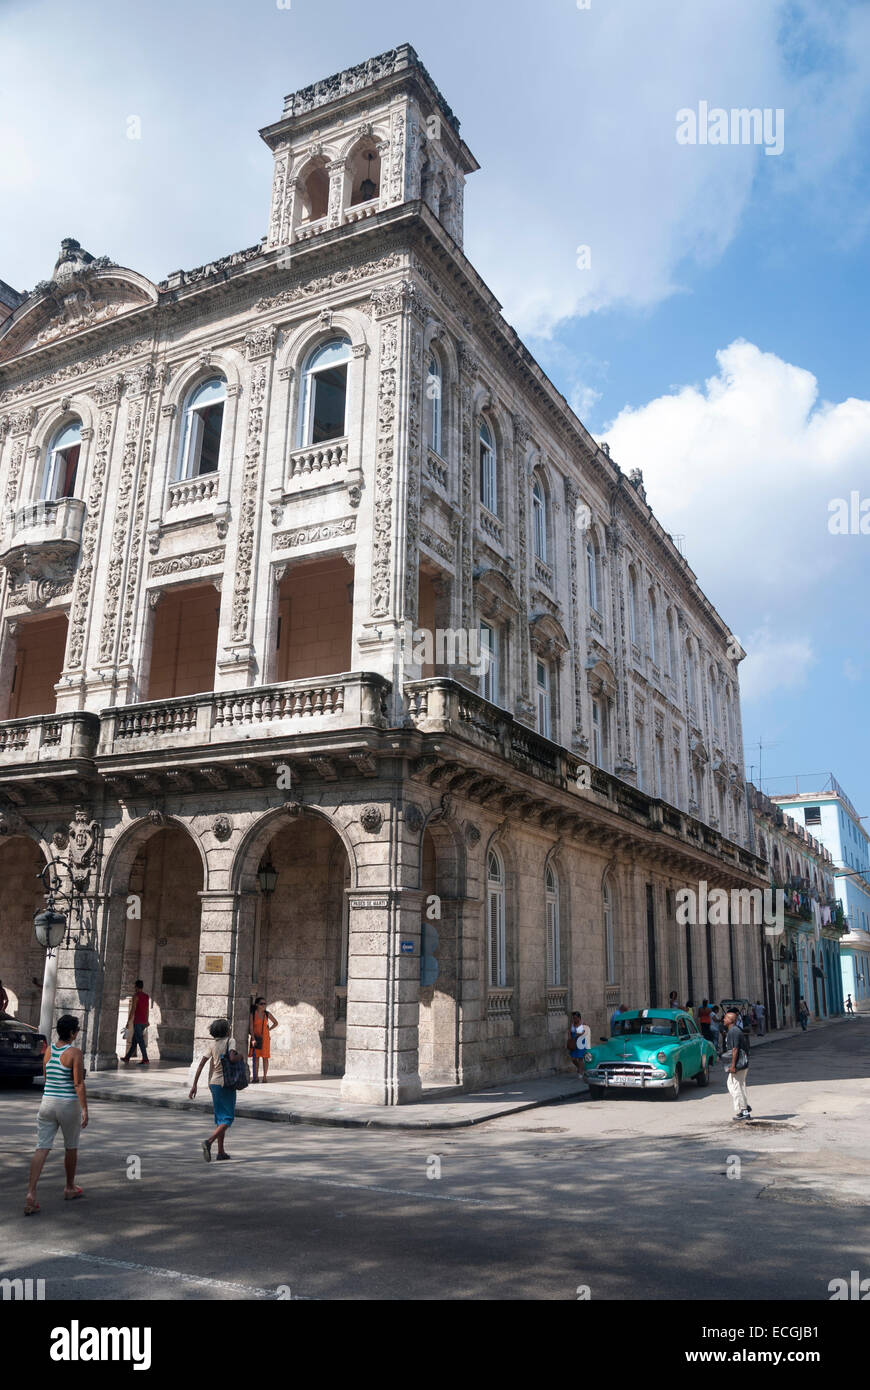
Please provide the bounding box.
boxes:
[602,339,870,691]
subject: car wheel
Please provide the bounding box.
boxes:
[664,1066,681,1100]
[695,1058,710,1087]
[587,1084,605,1100]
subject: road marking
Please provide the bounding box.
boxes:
[276,1172,492,1205]
[40,1248,303,1299]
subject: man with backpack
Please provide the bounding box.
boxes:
[722,1009,752,1121]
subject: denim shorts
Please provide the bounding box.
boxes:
[210,1083,236,1128]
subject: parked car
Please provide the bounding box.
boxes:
[0,1013,47,1084]
[584,1008,716,1100]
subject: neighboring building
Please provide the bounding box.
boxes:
[0,280,24,328]
[750,784,844,1027]
[772,779,870,1010]
[0,46,766,1104]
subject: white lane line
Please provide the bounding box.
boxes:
[277,1172,492,1205]
[40,1249,297,1299]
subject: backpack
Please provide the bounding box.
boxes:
[220,1047,250,1091]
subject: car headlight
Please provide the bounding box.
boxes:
[656,1051,668,1063]
[584,1052,594,1062]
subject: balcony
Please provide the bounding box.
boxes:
[0,498,86,572]
[98,672,390,756]
[294,216,328,243]
[0,710,99,768]
[284,439,348,492]
[166,474,219,510]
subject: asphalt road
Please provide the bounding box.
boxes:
[1,1019,868,1301]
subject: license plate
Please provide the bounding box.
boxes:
[608,1074,644,1087]
[12,1043,30,1050]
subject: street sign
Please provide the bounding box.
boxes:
[400,941,415,955]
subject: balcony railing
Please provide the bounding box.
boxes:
[0,711,99,766]
[166,475,219,509]
[294,216,327,242]
[285,438,348,489]
[99,672,390,755]
[0,497,86,570]
[343,199,379,224]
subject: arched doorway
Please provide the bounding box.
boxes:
[243,814,352,1077]
[0,835,47,1025]
[104,823,205,1063]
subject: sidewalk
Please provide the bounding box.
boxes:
[81,1009,862,1131]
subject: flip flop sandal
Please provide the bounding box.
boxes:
[64,1187,85,1200]
[202,1141,212,1162]
[24,1200,40,1215]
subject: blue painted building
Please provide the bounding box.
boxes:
[772,778,870,1011]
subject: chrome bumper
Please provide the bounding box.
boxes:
[586,1068,675,1090]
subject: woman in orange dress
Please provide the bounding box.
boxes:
[248,997,277,1083]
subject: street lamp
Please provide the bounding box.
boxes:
[253,859,279,985]
[32,858,92,1041]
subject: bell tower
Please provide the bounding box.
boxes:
[259,43,479,252]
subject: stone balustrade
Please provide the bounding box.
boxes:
[166,474,219,509]
[478,507,504,545]
[0,710,99,766]
[0,497,86,569]
[343,200,379,224]
[547,987,569,1016]
[294,217,328,242]
[285,438,348,487]
[99,672,390,754]
[426,450,449,491]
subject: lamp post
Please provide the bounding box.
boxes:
[32,860,89,1041]
[252,859,278,986]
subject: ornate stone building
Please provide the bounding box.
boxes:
[0,45,765,1103]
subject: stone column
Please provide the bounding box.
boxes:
[195,890,245,1057]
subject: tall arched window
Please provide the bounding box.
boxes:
[686,639,697,708]
[480,419,497,514]
[43,419,82,499]
[628,566,639,646]
[709,667,719,733]
[299,164,329,223]
[532,476,547,562]
[178,379,226,480]
[426,352,443,456]
[648,589,658,664]
[299,338,351,446]
[546,865,561,986]
[666,607,677,677]
[487,848,507,987]
[603,878,616,985]
[535,657,551,739]
[586,533,600,612]
[348,143,381,206]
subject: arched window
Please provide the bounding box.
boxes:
[586,533,600,612]
[426,351,443,457]
[487,848,507,987]
[648,589,658,664]
[178,379,226,480]
[686,639,697,708]
[666,608,677,677]
[299,165,329,224]
[299,338,351,446]
[480,419,497,514]
[43,419,82,499]
[546,865,561,987]
[603,878,616,985]
[535,657,551,739]
[532,476,547,562]
[726,686,736,745]
[349,144,381,206]
[709,667,719,732]
[628,566,639,646]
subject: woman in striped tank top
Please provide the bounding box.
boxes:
[24,1014,88,1215]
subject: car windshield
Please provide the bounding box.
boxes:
[613,1017,677,1037]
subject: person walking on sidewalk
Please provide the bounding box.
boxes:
[24,1014,88,1214]
[722,1009,752,1121]
[567,1011,589,1078]
[798,997,811,1031]
[846,994,854,1015]
[123,980,151,1065]
[189,1019,242,1161]
[248,997,277,1083]
[754,1000,766,1036]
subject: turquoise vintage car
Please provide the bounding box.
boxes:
[584,1008,716,1100]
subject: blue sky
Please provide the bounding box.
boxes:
[2,0,868,813]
